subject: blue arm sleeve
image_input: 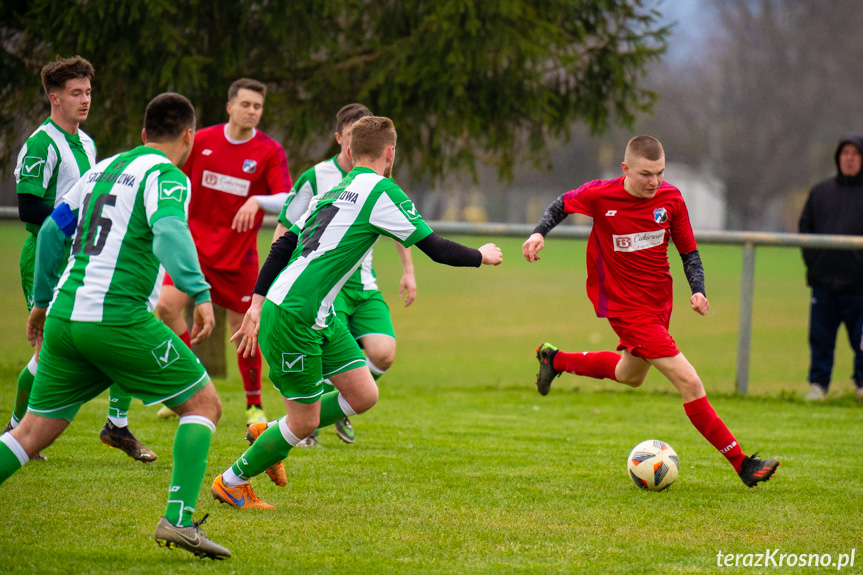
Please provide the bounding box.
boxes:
[33,217,72,307]
[50,202,78,236]
[152,216,211,305]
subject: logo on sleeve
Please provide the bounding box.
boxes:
[653,207,668,224]
[398,199,420,220]
[151,339,180,368]
[159,180,187,203]
[21,156,46,178]
[242,159,257,173]
[281,353,305,373]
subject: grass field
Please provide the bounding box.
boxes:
[0,221,861,574]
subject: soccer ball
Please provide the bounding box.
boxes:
[627,439,680,491]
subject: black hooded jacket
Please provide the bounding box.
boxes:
[799,136,863,292]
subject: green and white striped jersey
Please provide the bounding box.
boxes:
[15,118,96,235]
[278,156,380,292]
[270,166,432,328]
[48,146,192,324]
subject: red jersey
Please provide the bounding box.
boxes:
[563,177,697,318]
[184,124,292,270]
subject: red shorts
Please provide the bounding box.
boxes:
[163,262,257,314]
[607,310,679,360]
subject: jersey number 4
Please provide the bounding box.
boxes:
[72,192,117,257]
[299,204,340,257]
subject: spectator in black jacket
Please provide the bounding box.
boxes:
[799,135,863,401]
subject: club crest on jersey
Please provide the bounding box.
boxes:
[159,180,187,202]
[653,207,668,224]
[398,199,420,220]
[21,156,46,178]
[242,159,257,173]
[281,352,305,373]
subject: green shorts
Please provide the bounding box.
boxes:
[259,300,366,404]
[334,288,395,340]
[20,234,36,311]
[29,314,210,421]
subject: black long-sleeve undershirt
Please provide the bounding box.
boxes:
[18,193,54,227]
[254,230,482,297]
[680,249,706,296]
[415,232,482,267]
[532,194,567,236]
[254,230,299,296]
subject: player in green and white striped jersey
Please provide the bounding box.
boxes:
[211,116,502,510]
[273,103,417,446]
[8,56,153,463]
[0,94,230,560]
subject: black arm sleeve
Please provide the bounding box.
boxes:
[415,232,482,267]
[254,230,299,295]
[532,194,568,236]
[18,193,54,226]
[680,249,706,296]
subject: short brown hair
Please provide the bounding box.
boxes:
[625,135,664,163]
[336,103,373,134]
[144,93,196,143]
[228,78,266,101]
[41,56,95,96]
[349,116,397,160]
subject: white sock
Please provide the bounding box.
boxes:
[338,393,358,417]
[107,416,128,427]
[278,417,303,446]
[221,467,246,488]
[367,360,387,379]
[1,433,29,466]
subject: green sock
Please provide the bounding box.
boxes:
[107,385,132,420]
[164,417,214,527]
[12,366,35,423]
[318,390,352,429]
[0,436,26,485]
[232,422,293,480]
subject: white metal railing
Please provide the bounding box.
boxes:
[5,206,862,393]
[426,221,863,394]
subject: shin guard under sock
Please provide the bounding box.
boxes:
[683,396,746,472]
[164,415,215,527]
[553,350,621,381]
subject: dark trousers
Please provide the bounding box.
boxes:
[808,288,863,389]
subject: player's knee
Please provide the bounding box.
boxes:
[366,342,396,372]
[618,374,645,387]
[351,383,379,415]
[209,395,223,424]
[679,375,705,399]
[155,298,180,322]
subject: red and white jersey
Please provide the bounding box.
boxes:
[563,177,697,318]
[184,124,291,270]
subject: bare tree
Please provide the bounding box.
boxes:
[635,0,863,230]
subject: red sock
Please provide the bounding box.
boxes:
[683,396,746,472]
[179,330,192,347]
[552,351,621,381]
[238,349,262,407]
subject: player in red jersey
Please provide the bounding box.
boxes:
[156,78,292,425]
[523,136,780,488]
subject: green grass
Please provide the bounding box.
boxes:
[0,222,861,574]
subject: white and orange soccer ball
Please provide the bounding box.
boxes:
[627,439,680,491]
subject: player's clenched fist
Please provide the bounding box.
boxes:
[479,243,503,265]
